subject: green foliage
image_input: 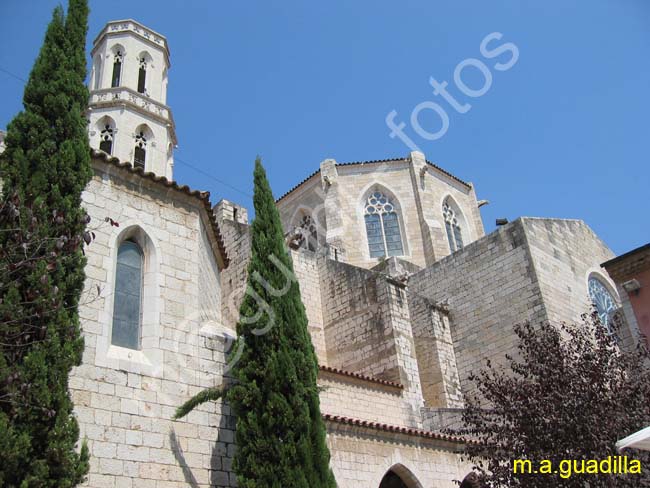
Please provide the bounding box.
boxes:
[174,387,224,420]
[0,1,92,485]
[226,158,335,488]
[455,314,650,487]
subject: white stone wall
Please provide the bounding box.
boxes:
[88,20,175,179]
[523,218,616,325]
[327,424,474,488]
[276,151,484,270]
[408,217,617,401]
[72,159,235,488]
[318,373,411,427]
[91,22,169,102]
[88,105,174,179]
[290,249,328,364]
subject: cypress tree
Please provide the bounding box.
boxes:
[175,158,336,487]
[0,1,91,485]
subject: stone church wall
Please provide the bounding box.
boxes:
[326,424,474,488]
[408,218,546,395]
[73,160,236,488]
[318,372,410,427]
[408,217,617,401]
[523,218,615,325]
[290,249,329,364]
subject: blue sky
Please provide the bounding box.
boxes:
[1,0,648,255]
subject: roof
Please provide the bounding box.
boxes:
[91,149,229,269]
[323,414,474,445]
[318,365,404,389]
[602,243,650,279]
[276,157,470,203]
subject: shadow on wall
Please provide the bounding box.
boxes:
[169,411,235,487]
[169,429,199,488]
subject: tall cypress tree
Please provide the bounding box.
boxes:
[0,1,91,485]
[175,158,336,487]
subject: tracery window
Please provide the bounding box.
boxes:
[99,124,114,154]
[111,50,123,87]
[588,277,617,331]
[443,200,464,252]
[137,57,147,94]
[364,191,404,258]
[112,240,143,350]
[299,215,318,251]
[134,130,147,169]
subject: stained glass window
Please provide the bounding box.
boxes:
[112,241,143,350]
[588,277,617,331]
[443,201,464,252]
[364,191,404,258]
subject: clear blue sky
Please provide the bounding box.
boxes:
[1,1,648,255]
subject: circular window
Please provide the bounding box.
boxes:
[588,277,617,331]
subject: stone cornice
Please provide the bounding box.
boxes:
[92,19,170,67]
[88,87,177,145]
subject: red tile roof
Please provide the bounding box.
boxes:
[318,365,403,389]
[322,414,474,444]
[91,149,229,269]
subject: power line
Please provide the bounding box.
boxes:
[0,66,27,83]
[0,63,253,200]
[173,151,253,199]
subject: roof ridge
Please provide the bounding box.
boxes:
[275,156,470,203]
[90,149,229,268]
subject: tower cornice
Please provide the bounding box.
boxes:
[92,19,171,67]
[88,86,177,145]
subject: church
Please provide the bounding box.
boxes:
[28,19,642,488]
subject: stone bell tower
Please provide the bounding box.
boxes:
[87,20,177,179]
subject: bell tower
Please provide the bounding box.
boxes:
[88,20,177,179]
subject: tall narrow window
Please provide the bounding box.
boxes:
[134,130,147,169]
[112,241,143,350]
[588,277,617,331]
[364,191,404,258]
[443,200,464,252]
[299,215,318,251]
[137,57,147,94]
[99,124,114,154]
[111,50,123,87]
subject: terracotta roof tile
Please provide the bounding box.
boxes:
[318,365,403,389]
[322,414,474,444]
[91,149,229,269]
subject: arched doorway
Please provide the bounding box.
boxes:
[459,472,483,488]
[378,464,423,488]
[379,471,409,488]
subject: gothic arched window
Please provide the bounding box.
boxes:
[134,130,148,169]
[588,276,617,331]
[99,124,114,154]
[364,191,404,258]
[111,50,123,87]
[112,240,143,350]
[443,200,464,252]
[137,57,147,94]
[299,214,318,251]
